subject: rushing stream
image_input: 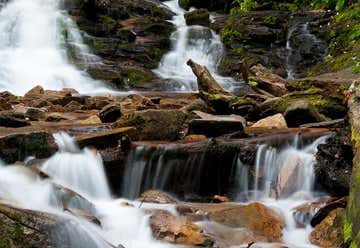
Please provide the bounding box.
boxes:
[0,131,330,247]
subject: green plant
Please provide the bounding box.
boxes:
[231,0,258,12]
[220,28,244,46]
[352,62,360,74]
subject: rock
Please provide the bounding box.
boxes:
[0,112,30,127]
[45,113,71,122]
[300,118,345,128]
[249,64,287,97]
[149,210,214,246]
[98,103,122,123]
[311,197,348,227]
[291,197,335,228]
[114,110,188,141]
[120,94,156,114]
[188,119,245,137]
[75,127,136,149]
[315,128,353,197]
[80,115,102,125]
[25,107,46,121]
[24,85,44,97]
[137,190,177,204]
[184,9,209,26]
[182,134,207,142]
[310,208,346,247]
[251,114,287,129]
[211,195,229,203]
[0,202,106,247]
[64,100,84,112]
[177,202,285,242]
[0,131,56,164]
[188,110,246,137]
[284,100,329,127]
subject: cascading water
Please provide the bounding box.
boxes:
[154,0,239,91]
[0,0,109,95]
[285,16,328,79]
[42,132,111,200]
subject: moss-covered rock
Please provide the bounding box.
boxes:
[114,110,189,141]
[184,9,210,26]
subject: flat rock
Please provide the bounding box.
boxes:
[252,113,287,129]
[75,127,136,149]
[149,210,214,246]
[137,190,177,204]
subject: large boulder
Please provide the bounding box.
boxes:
[310,208,346,247]
[0,203,108,248]
[177,202,285,242]
[284,99,329,127]
[113,110,188,141]
[184,9,210,26]
[149,210,214,246]
[0,112,30,127]
[315,128,353,196]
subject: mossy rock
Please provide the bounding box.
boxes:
[114,110,189,141]
[184,9,210,26]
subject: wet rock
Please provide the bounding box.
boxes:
[315,128,353,197]
[184,9,209,26]
[251,114,287,129]
[284,100,329,127]
[98,103,122,123]
[149,210,214,246]
[291,197,335,228]
[75,127,136,149]
[114,109,188,141]
[64,100,84,112]
[211,195,229,203]
[45,113,71,122]
[25,107,46,121]
[310,208,346,247]
[182,134,207,142]
[0,112,30,127]
[138,190,177,204]
[311,197,347,227]
[0,131,56,164]
[0,202,106,248]
[177,202,285,242]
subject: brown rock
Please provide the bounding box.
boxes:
[149,210,214,246]
[250,64,287,97]
[24,85,44,97]
[80,115,102,125]
[99,103,122,123]
[310,197,348,227]
[211,195,229,203]
[252,114,288,129]
[177,202,285,242]
[0,112,30,127]
[182,134,207,142]
[75,127,136,149]
[64,100,84,112]
[120,94,155,114]
[138,190,177,204]
[310,208,346,247]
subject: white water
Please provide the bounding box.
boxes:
[0,132,330,247]
[42,132,111,200]
[0,0,110,95]
[154,0,238,91]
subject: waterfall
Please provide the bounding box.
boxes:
[42,132,111,200]
[285,17,328,79]
[0,0,109,95]
[154,0,238,91]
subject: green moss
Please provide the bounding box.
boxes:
[263,16,278,25]
[345,221,354,244]
[97,14,117,30]
[352,62,360,74]
[248,81,258,87]
[121,114,148,131]
[122,68,155,86]
[220,28,245,46]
